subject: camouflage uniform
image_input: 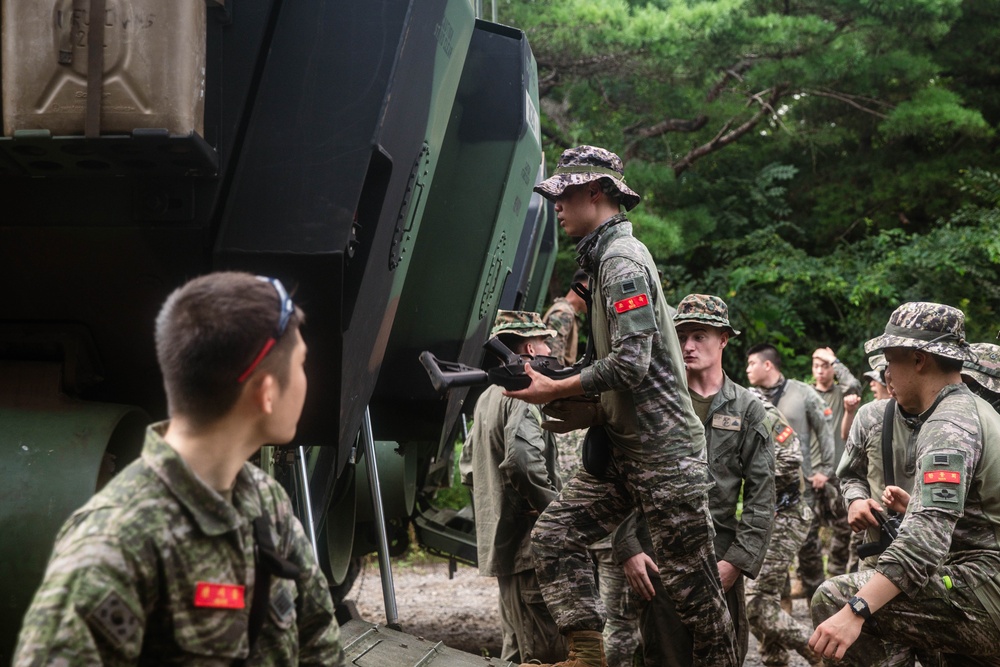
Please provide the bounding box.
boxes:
[963,342,1000,412]
[759,376,835,597]
[812,302,1000,665]
[545,297,581,366]
[555,430,639,667]
[532,147,737,667]
[813,360,861,576]
[742,392,818,666]
[612,372,775,667]
[14,423,345,667]
[467,311,565,664]
[837,399,922,571]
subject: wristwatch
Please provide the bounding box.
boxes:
[847,595,872,620]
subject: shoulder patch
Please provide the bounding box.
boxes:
[775,425,793,443]
[606,274,657,337]
[919,452,967,510]
[88,590,141,649]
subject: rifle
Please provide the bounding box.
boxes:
[856,509,901,559]
[419,336,581,393]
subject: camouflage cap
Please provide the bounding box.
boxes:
[864,302,972,362]
[490,310,557,339]
[672,294,740,336]
[534,145,641,211]
[962,342,1000,394]
[864,354,887,384]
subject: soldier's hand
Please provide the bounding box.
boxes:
[847,498,883,531]
[809,606,865,661]
[809,471,829,490]
[843,393,861,415]
[718,560,741,592]
[541,396,605,433]
[881,485,910,514]
[623,553,659,601]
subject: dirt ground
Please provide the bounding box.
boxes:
[348,557,816,666]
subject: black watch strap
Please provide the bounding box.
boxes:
[848,595,872,620]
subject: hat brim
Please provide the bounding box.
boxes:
[534,173,641,211]
[673,317,740,337]
[863,370,884,384]
[864,334,971,361]
[492,327,558,339]
[962,368,1000,394]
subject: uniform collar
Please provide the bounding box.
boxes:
[576,212,629,275]
[143,422,261,537]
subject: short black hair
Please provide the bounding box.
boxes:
[155,272,304,426]
[747,343,782,370]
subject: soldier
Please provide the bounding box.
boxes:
[810,347,862,578]
[746,343,835,602]
[743,388,822,667]
[465,310,566,664]
[809,302,1000,664]
[864,355,892,401]
[507,146,737,667]
[613,294,775,666]
[14,272,345,666]
[962,342,1000,411]
[545,268,590,366]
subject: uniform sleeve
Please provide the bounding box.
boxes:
[14,523,146,667]
[876,412,979,597]
[580,255,656,396]
[833,360,862,396]
[269,483,345,667]
[806,387,837,476]
[610,511,646,565]
[544,303,575,364]
[723,399,775,578]
[837,403,877,506]
[498,401,559,514]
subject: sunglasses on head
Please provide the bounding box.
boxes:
[237,277,295,383]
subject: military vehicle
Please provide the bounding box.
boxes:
[0,0,555,661]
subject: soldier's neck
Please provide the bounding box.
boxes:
[688,365,724,398]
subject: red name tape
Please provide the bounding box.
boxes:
[923,470,961,485]
[194,582,245,609]
[614,293,649,314]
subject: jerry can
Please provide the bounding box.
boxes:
[2,0,205,137]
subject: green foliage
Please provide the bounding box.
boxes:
[433,441,470,511]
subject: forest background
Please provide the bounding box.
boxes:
[499,0,1000,382]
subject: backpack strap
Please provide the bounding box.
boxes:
[881,399,896,489]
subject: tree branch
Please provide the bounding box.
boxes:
[804,88,891,119]
[671,85,788,176]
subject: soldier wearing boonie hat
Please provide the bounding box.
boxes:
[810,301,1000,664]
[863,354,891,401]
[505,148,739,667]
[962,342,1000,410]
[534,146,641,212]
[464,309,565,664]
[613,293,773,666]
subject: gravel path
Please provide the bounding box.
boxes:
[348,557,817,665]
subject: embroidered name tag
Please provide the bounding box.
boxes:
[924,471,961,484]
[614,293,649,313]
[712,414,742,431]
[775,425,793,443]
[194,582,246,609]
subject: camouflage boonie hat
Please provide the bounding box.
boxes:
[672,294,740,336]
[864,302,972,362]
[490,310,557,339]
[962,343,1000,394]
[534,145,642,211]
[864,354,887,384]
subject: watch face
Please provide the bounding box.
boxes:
[851,599,864,612]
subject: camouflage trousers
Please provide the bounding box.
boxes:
[798,482,851,591]
[530,448,738,667]
[498,569,567,663]
[634,565,746,667]
[592,545,640,667]
[811,569,1000,667]
[746,502,816,666]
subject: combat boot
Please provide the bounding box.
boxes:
[520,630,607,667]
